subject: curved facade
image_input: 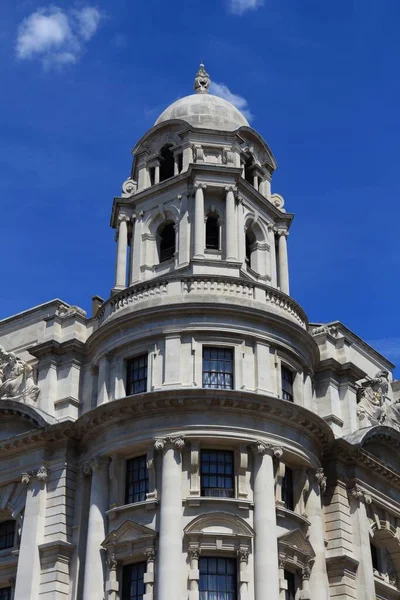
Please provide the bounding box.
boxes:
[0,66,400,600]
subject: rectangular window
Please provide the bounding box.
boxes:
[371,543,379,571]
[126,354,148,395]
[281,366,294,402]
[201,450,234,498]
[203,347,233,390]
[122,562,146,600]
[0,521,15,550]
[199,557,237,600]
[125,455,148,504]
[0,589,11,600]
[282,467,294,511]
[284,570,296,600]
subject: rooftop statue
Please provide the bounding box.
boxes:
[0,345,40,404]
[357,370,389,426]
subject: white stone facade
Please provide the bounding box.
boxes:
[0,65,399,600]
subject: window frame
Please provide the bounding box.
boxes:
[121,561,147,600]
[125,455,149,505]
[0,520,16,552]
[282,467,295,512]
[199,556,238,600]
[205,213,220,251]
[281,364,294,402]
[158,221,176,263]
[126,353,148,396]
[284,569,297,600]
[202,346,234,391]
[200,449,235,498]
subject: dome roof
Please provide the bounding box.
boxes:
[154,64,249,132]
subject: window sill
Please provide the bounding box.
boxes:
[276,505,311,528]
[107,498,158,520]
[184,496,253,511]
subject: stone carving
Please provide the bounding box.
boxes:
[154,436,185,451]
[36,466,48,483]
[192,144,204,162]
[21,466,48,485]
[144,548,156,562]
[254,441,283,458]
[121,177,137,197]
[381,395,400,432]
[312,324,338,337]
[270,193,285,210]
[314,468,327,493]
[56,304,86,318]
[194,63,210,94]
[237,547,249,563]
[357,370,390,427]
[0,346,40,404]
[107,553,119,571]
[348,484,372,505]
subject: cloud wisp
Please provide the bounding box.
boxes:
[16,6,103,68]
[209,81,253,121]
[227,0,264,16]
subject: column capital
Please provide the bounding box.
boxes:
[21,465,49,485]
[194,182,207,191]
[154,436,185,452]
[278,552,287,569]
[118,213,132,224]
[348,482,372,505]
[188,546,201,561]
[80,456,109,477]
[237,547,249,564]
[307,468,327,493]
[144,547,156,562]
[277,229,289,238]
[224,185,237,194]
[107,553,119,571]
[253,441,283,458]
[302,562,313,580]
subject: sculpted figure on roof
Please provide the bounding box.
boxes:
[0,346,40,404]
[357,370,389,427]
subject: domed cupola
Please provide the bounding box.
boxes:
[155,64,250,131]
[110,65,293,304]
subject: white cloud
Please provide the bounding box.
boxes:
[16,6,103,68]
[209,81,253,121]
[228,0,263,15]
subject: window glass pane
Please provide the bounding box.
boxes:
[203,348,233,390]
[126,354,148,395]
[201,450,234,498]
[0,521,15,550]
[0,589,11,600]
[284,570,296,600]
[122,562,146,600]
[281,366,293,402]
[199,557,237,599]
[125,456,148,504]
[282,467,294,511]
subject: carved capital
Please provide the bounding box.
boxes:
[118,214,131,225]
[21,473,31,485]
[278,552,286,569]
[277,229,289,238]
[302,563,312,580]
[237,547,249,564]
[36,466,48,483]
[194,182,207,191]
[144,548,156,562]
[188,546,201,561]
[154,436,185,452]
[107,553,119,571]
[308,468,327,493]
[253,441,283,458]
[348,483,372,505]
[224,185,237,195]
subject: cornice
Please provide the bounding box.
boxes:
[314,358,366,382]
[0,420,75,457]
[29,339,86,362]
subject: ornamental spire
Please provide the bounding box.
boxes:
[194,63,210,94]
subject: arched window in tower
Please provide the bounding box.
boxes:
[205,214,220,250]
[159,144,175,182]
[244,155,254,185]
[158,221,176,263]
[245,228,256,267]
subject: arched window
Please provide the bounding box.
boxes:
[245,228,256,266]
[206,214,219,250]
[159,144,175,182]
[158,222,175,263]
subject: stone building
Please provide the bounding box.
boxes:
[0,64,399,600]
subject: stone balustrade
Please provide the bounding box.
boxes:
[97,276,307,328]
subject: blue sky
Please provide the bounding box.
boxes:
[0,0,399,370]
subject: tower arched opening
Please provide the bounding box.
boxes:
[158,221,176,263]
[159,144,175,182]
[205,213,220,250]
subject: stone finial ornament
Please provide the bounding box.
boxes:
[194,63,210,94]
[0,345,40,404]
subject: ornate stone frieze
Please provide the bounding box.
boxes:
[0,345,40,404]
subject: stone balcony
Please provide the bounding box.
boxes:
[96,275,308,329]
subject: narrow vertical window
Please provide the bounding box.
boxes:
[159,144,175,182]
[122,562,146,600]
[0,589,12,600]
[203,347,233,390]
[282,467,294,511]
[201,450,234,498]
[371,543,380,571]
[125,455,148,504]
[206,214,219,249]
[284,570,296,600]
[159,222,175,262]
[126,354,148,395]
[199,557,237,600]
[0,521,15,550]
[149,166,155,186]
[281,366,294,402]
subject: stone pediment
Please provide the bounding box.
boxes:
[184,512,254,538]
[278,528,315,561]
[102,519,156,549]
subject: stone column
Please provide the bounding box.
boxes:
[277,231,289,295]
[155,436,185,600]
[194,184,206,258]
[253,173,259,190]
[82,457,109,600]
[105,554,119,600]
[188,546,200,600]
[115,215,129,290]
[14,468,48,600]
[238,547,249,600]
[268,225,277,288]
[225,186,237,261]
[301,564,312,599]
[348,484,375,600]
[174,155,179,176]
[154,163,160,185]
[128,216,135,285]
[306,469,329,600]
[144,548,156,600]
[97,355,109,406]
[252,442,282,600]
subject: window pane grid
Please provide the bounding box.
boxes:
[126,355,148,395]
[201,450,234,498]
[125,456,148,504]
[199,557,237,600]
[281,366,293,402]
[203,348,233,390]
[0,521,15,550]
[122,562,146,600]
